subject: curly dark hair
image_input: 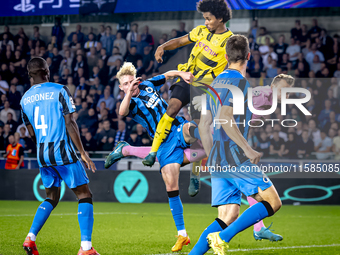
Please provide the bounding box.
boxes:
[197,0,232,23]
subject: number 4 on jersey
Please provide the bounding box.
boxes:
[34,106,48,136]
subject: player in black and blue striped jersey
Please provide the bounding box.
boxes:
[105,62,195,252]
[192,35,282,254]
[21,57,99,255]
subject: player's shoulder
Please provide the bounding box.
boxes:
[47,82,65,91]
[191,25,209,35]
[193,25,208,31]
[219,28,233,39]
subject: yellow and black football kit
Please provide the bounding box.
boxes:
[179,25,233,85]
[146,25,233,160]
[171,25,233,119]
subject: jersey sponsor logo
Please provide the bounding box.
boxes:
[23,92,55,105]
[195,42,218,57]
[145,88,161,109]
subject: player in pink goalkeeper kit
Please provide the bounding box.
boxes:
[251,85,275,120]
[250,74,294,120]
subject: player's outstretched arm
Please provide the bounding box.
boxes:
[163,71,194,84]
[198,110,213,157]
[64,113,97,173]
[155,35,192,63]
[220,105,262,165]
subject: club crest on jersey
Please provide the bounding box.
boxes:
[212,39,220,46]
[253,90,261,96]
[145,87,154,93]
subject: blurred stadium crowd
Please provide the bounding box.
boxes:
[0,18,339,160]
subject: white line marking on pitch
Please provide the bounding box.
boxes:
[1,210,340,219]
[145,244,340,255]
[0,212,139,217]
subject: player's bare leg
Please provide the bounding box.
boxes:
[105,140,206,168]
[143,98,183,166]
[23,187,60,255]
[106,122,206,167]
[161,163,190,252]
[72,184,99,255]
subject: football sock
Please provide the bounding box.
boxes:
[122,146,159,162]
[189,218,227,255]
[189,125,201,140]
[168,191,186,236]
[27,233,36,242]
[191,160,202,176]
[81,241,92,251]
[219,201,274,243]
[247,196,265,231]
[78,198,94,251]
[28,198,56,238]
[150,113,174,153]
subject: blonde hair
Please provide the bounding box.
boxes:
[117,62,136,83]
[271,74,295,87]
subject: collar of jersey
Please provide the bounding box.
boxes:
[214,28,230,35]
[226,68,244,77]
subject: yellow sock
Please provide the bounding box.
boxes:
[191,160,202,176]
[150,113,174,153]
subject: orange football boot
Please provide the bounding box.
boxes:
[171,235,191,252]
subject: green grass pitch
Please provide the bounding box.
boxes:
[1,201,340,254]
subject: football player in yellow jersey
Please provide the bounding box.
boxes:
[143,0,233,169]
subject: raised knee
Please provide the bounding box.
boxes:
[261,199,281,216]
[272,199,282,213]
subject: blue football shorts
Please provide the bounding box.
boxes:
[157,121,190,169]
[40,160,89,189]
[211,159,272,207]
